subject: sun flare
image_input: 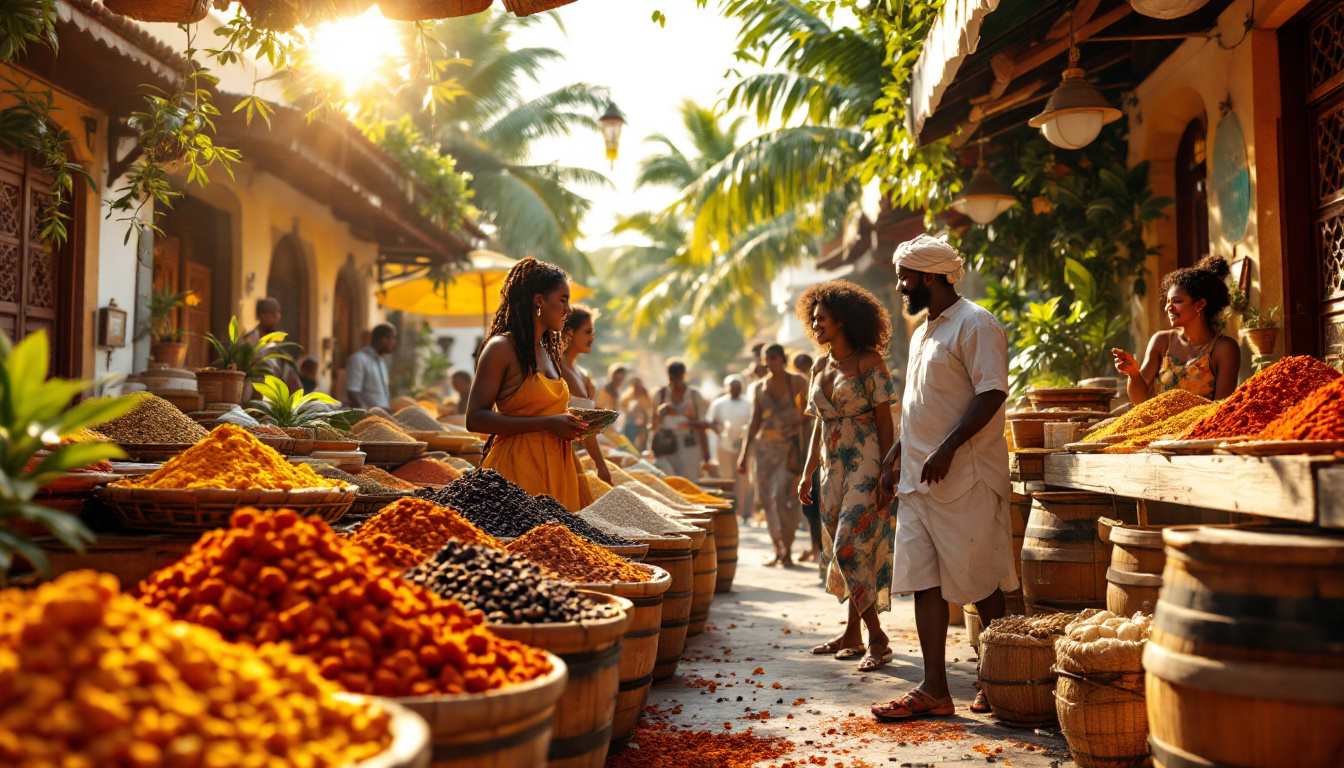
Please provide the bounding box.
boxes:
[307,8,403,95]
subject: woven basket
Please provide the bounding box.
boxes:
[502,0,577,14]
[1054,638,1148,768]
[103,0,210,23]
[380,0,491,20]
[979,627,1064,726]
[361,441,428,468]
[254,435,298,455]
[98,485,356,531]
[346,493,407,519]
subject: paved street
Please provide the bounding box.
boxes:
[628,525,1076,767]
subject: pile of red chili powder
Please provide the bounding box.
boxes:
[1180,356,1340,440]
[607,722,794,768]
[1257,374,1344,441]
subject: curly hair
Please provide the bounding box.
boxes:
[563,303,597,334]
[486,257,569,380]
[795,280,892,353]
[1161,255,1232,326]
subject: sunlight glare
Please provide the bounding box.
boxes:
[308,8,402,95]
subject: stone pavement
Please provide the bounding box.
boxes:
[626,525,1077,767]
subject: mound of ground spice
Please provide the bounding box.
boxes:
[506,523,653,583]
[138,508,550,696]
[350,497,501,569]
[585,472,613,501]
[97,391,209,444]
[392,405,447,433]
[662,476,728,504]
[393,457,460,485]
[606,722,794,768]
[118,424,338,490]
[1257,374,1344,441]
[353,416,416,443]
[317,465,408,496]
[360,466,420,491]
[1105,402,1218,452]
[1083,389,1209,443]
[1181,356,1341,440]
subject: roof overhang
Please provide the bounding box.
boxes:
[908,0,1002,140]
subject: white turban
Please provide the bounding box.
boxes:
[892,234,966,284]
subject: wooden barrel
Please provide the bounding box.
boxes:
[346,695,432,768]
[687,517,719,636]
[397,654,568,768]
[490,593,632,768]
[978,629,1059,726]
[1021,492,1111,615]
[713,508,739,594]
[643,532,702,682]
[1145,526,1344,768]
[1103,523,1165,616]
[573,567,671,754]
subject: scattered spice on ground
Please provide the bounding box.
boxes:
[393,405,447,433]
[117,424,338,490]
[533,493,639,546]
[393,457,461,485]
[607,721,794,768]
[138,508,551,695]
[419,469,554,537]
[317,465,408,496]
[507,523,653,583]
[350,497,500,569]
[406,539,620,623]
[359,466,420,491]
[1083,389,1209,443]
[581,486,700,537]
[2,571,393,767]
[1181,356,1341,439]
[97,391,208,444]
[1257,374,1344,440]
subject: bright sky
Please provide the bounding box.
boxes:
[507,0,758,252]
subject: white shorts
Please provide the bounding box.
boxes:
[893,482,1019,606]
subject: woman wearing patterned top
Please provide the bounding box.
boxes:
[738,344,808,567]
[1113,255,1240,403]
[797,281,897,672]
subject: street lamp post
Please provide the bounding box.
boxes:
[599,102,627,169]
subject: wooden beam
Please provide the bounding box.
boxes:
[1045,0,1104,41]
[969,78,1048,122]
[1005,3,1133,83]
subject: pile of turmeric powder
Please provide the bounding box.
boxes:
[3,571,393,768]
[1104,403,1219,453]
[1083,389,1209,443]
[116,423,338,491]
[349,497,501,570]
[138,508,552,696]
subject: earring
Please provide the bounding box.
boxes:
[536,307,541,317]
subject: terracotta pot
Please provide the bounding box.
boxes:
[103,0,210,23]
[150,342,188,369]
[194,369,247,406]
[1243,328,1279,356]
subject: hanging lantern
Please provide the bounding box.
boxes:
[1128,0,1210,20]
[950,145,1017,224]
[599,103,627,168]
[1027,15,1121,150]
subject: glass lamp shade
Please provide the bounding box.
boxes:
[1029,67,1121,150]
[599,103,626,163]
[950,164,1017,224]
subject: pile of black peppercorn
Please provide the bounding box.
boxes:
[404,539,620,624]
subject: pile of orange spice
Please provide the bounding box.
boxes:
[507,523,653,583]
[662,476,727,504]
[1180,356,1340,440]
[137,508,550,697]
[1257,374,1344,441]
[349,497,501,570]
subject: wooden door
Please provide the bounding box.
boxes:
[152,235,183,344]
[183,262,213,368]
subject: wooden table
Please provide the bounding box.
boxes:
[1043,452,1344,527]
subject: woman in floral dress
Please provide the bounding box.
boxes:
[797,281,897,672]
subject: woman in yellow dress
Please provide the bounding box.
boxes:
[465,258,588,510]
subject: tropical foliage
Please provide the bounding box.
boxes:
[204,317,296,383]
[0,332,135,577]
[247,375,346,429]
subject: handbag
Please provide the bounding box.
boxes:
[651,388,680,456]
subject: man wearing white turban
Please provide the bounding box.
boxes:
[871,236,1017,722]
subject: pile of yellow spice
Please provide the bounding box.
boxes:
[0,571,392,768]
[118,423,339,491]
[1082,389,1210,444]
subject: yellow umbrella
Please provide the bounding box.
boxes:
[376,251,593,329]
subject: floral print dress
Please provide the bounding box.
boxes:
[807,365,897,615]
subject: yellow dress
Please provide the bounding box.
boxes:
[482,373,583,511]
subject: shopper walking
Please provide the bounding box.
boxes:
[796,284,896,670]
[707,375,754,515]
[651,360,713,480]
[596,364,627,412]
[465,258,588,510]
[622,378,653,450]
[560,304,614,498]
[872,235,1016,720]
[792,352,823,566]
[345,324,397,411]
[740,344,807,567]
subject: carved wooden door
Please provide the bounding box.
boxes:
[0,150,70,372]
[183,262,213,369]
[1306,3,1344,363]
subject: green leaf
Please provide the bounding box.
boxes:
[0,527,49,577]
[31,442,126,477]
[58,395,136,435]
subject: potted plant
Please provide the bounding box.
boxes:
[144,286,199,368]
[0,331,135,582]
[247,375,350,449]
[199,317,295,405]
[1228,279,1281,356]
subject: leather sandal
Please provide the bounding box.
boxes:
[858,645,893,671]
[970,690,991,714]
[871,689,955,721]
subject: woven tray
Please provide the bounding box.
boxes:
[117,443,196,462]
[1148,437,1249,455]
[313,439,360,452]
[361,441,428,467]
[97,485,356,531]
[1219,439,1344,456]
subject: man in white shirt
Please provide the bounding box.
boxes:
[707,375,755,517]
[345,323,397,410]
[873,235,1016,721]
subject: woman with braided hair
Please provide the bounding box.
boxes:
[465,257,590,510]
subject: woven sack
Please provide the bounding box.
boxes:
[979,625,1064,726]
[104,0,210,22]
[1054,635,1148,768]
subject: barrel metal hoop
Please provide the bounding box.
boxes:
[432,716,552,759]
[1021,548,1103,564]
[1025,598,1107,611]
[664,590,694,600]
[1160,584,1344,636]
[1143,642,1344,704]
[548,722,615,760]
[1155,598,1344,656]
[559,641,623,677]
[623,626,663,639]
[1148,734,1248,768]
[618,672,656,691]
[628,595,664,608]
[1105,567,1164,588]
[1024,524,1099,542]
[661,617,692,629]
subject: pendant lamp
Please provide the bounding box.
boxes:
[1128,0,1210,19]
[950,143,1017,225]
[599,103,627,168]
[1028,12,1121,150]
